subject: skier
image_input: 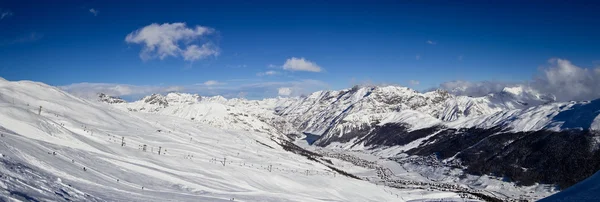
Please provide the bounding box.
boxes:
[83,167,86,171]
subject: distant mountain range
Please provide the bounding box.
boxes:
[102,84,600,190]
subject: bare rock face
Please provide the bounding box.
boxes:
[142,94,168,108]
[97,93,126,104]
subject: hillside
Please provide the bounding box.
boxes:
[0,79,455,201]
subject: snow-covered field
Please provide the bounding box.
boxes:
[0,80,469,201]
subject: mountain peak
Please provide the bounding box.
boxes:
[202,95,228,103]
[142,93,168,107]
[97,93,126,104]
[165,92,201,104]
[501,86,524,95]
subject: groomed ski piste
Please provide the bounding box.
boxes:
[0,79,471,201]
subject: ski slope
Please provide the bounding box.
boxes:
[0,79,464,201]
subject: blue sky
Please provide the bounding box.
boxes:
[1,0,599,99]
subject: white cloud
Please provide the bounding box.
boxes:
[532,58,600,101]
[60,83,184,99]
[183,44,219,61]
[0,9,13,20]
[437,80,512,97]
[282,57,322,72]
[61,79,329,100]
[415,55,421,60]
[278,87,292,96]
[202,80,224,86]
[89,8,99,16]
[125,22,219,62]
[256,70,278,76]
[212,79,328,98]
[426,40,436,45]
[164,86,184,92]
[436,58,600,102]
[268,64,278,68]
[408,80,420,86]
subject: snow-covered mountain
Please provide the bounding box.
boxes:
[106,85,557,136]
[100,84,600,199]
[107,92,300,138]
[270,85,556,146]
[99,85,599,155]
[3,79,450,201]
[3,78,596,201]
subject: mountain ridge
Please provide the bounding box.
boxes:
[96,84,600,192]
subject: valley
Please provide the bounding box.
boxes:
[1,78,599,201]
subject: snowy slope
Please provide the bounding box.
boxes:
[448,99,600,132]
[110,93,294,138]
[540,170,600,202]
[378,110,442,130]
[0,79,465,201]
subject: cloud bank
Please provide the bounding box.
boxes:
[533,58,600,101]
[61,57,598,102]
[61,79,329,101]
[436,58,600,101]
[437,80,513,97]
[125,22,219,62]
[60,83,182,100]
